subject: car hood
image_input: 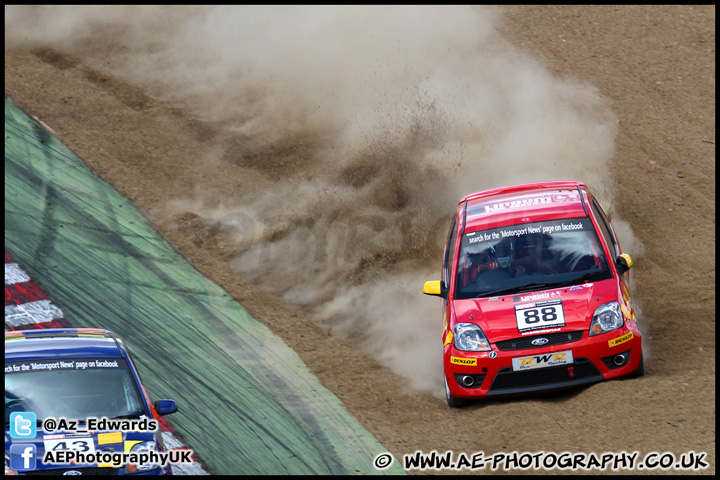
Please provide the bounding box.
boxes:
[452,279,618,343]
[5,427,159,472]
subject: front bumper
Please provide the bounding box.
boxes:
[445,325,642,399]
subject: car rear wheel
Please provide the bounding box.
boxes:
[445,372,471,408]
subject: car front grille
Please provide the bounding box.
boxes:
[488,357,603,396]
[494,331,584,351]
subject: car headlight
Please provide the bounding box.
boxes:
[589,301,624,336]
[127,441,160,473]
[454,323,491,351]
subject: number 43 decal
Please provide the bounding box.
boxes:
[43,437,96,455]
[515,299,565,332]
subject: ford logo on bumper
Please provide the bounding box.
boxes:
[531,338,549,346]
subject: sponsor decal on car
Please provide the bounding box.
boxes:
[450,356,477,366]
[512,350,574,371]
[608,331,634,348]
[514,290,563,303]
[43,434,97,455]
[520,327,561,336]
[480,195,553,213]
[514,299,565,332]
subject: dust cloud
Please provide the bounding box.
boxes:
[5,5,642,395]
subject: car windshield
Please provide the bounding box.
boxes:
[5,357,145,426]
[455,217,612,299]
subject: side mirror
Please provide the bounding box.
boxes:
[616,253,633,276]
[423,280,447,298]
[154,399,178,416]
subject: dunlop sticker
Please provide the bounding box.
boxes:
[608,331,634,348]
[450,356,477,366]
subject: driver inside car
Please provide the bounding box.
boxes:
[464,238,526,283]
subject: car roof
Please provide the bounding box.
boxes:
[460,180,590,232]
[4,328,126,362]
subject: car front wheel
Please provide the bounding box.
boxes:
[628,351,645,378]
[444,371,471,408]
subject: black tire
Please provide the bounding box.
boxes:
[629,351,645,378]
[445,373,471,408]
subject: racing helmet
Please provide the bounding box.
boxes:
[493,238,514,268]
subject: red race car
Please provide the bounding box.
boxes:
[423,181,643,407]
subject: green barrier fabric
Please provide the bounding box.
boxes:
[4,95,404,475]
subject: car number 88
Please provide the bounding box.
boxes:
[523,307,558,323]
[515,301,565,331]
